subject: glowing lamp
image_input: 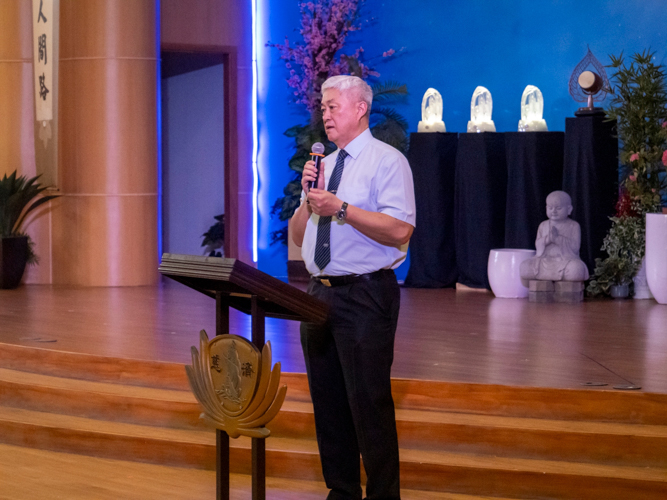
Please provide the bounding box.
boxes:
[467,86,496,133]
[518,85,548,132]
[418,88,446,133]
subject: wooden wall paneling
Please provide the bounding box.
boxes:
[0,0,34,175]
[52,195,157,286]
[57,59,157,194]
[55,0,158,286]
[160,0,247,55]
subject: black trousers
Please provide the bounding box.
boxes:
[300,271,401,500]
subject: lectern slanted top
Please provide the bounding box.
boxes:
[158,253,327,324]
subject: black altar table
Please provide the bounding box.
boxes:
[404,133,458,288]
[562,116,618,274]
[504,132,565,249]
[455,133,507,289]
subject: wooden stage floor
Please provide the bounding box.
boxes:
[1,281,666,394]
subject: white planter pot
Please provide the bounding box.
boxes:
[646,213,667,304]
[488,249,536,298]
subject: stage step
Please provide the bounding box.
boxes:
[1,342,667,498]
[0,444,512,500]
[2,342,666,424]
[0,405,665,499]
[2,366,666,468]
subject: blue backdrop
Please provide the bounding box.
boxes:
[257,0,667,279]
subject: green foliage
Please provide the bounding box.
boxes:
[0,171,60,264]
[587,212,646,296]
[589,50,667,296]
[270,81,410,246]
[607,50,667,212]
[371,81,409,103]
[201,214,224,257]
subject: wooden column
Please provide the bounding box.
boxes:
[0,0,34,177]
[53,0,158,286]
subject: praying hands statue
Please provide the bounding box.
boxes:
[520,191,589,282]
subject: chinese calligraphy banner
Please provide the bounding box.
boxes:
[32,0,59,185]
[32,0,54,122]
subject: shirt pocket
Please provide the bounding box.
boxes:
[337,177,376,212]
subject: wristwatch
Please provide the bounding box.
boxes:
[336,201,349,221]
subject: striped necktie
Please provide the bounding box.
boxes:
[314,149,349,271]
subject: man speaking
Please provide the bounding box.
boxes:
[291,75,416,499]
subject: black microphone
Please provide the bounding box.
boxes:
[308,142,326,190]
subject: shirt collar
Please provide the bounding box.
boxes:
[339,127,372,160]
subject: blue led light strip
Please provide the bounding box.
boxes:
[251,0,259,262]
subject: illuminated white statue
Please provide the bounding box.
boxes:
[520,191,589,282]
[467,86,496,133]
[418,88,446,133]
[518,85,548,132]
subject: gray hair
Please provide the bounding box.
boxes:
[321,75,373,114]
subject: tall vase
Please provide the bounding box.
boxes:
[633,257,654,299]
[646,213,667,304]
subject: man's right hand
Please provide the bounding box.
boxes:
[301,159,325,193]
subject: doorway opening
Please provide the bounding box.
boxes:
[160,50,232,259]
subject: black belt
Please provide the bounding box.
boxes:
[312,269,394,287]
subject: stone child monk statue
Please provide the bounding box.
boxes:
[520,191,589,282]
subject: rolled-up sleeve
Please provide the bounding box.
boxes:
[375,154,417,227]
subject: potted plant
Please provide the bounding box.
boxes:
[201,214,225,257]
[587,193,645,298]
[0,171,59,289]
[589,50,667,299]
[606,51,667,303]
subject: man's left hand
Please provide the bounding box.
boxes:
[307,189,342,217]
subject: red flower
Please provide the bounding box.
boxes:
[616,190,638,218]
[630,152,639,162]
[662,149,667,167]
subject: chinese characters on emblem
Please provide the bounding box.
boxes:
[211,354,221,373]
[241,362,254,378]
[210,355,253,377]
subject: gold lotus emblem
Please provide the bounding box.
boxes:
[186,330,287,438]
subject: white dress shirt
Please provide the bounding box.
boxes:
[301,128,416,276]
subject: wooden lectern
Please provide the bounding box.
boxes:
[159,254,327,500]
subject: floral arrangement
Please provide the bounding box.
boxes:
[269,0,378,114]
[588,50,667,296]
[267,0,409,245]
[607,51,667,211]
